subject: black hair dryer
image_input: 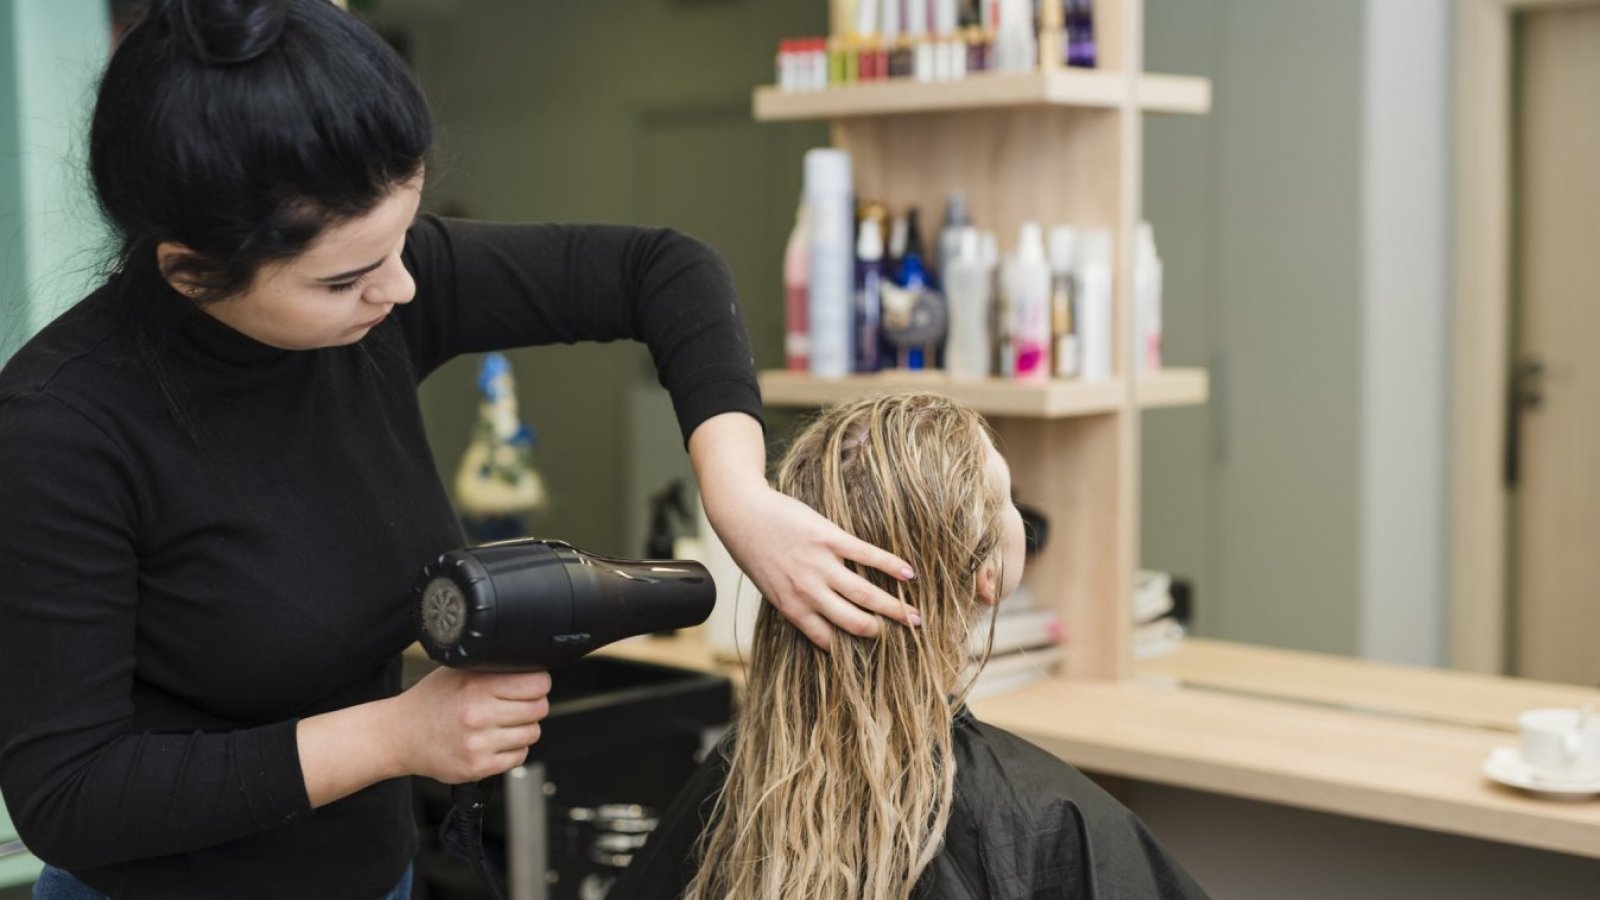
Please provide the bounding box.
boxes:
[413,538,716,898]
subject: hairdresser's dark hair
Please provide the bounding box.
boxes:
[91,0,433,303]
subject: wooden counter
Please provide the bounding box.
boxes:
[596,632,1600,860]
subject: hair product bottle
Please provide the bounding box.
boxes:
[944,228,992,380]
[1077,228,1114,380]
[938,190,970,282]
[892,208,940,369]
[1007,222,1052,382]
[1135,221,1164,372]
[1048,225,1080,379]
[993,0,1036,72]
[805,149,854,378]
[783,197,810,371]
[981,230,1010,377]
[854,217,886,373]
[1065,0,1097,68]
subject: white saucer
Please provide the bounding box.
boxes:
[1483,747,1600,800]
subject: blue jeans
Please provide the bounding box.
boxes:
[34,862,414,899]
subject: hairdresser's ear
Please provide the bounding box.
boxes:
[976,559,1000,607]
[156,242,209,299]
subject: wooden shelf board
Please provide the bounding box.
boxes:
[758,367,1208,418]
[753,69,1211,121]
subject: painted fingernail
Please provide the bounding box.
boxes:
[901,567,917,580]
[909,611,923,628]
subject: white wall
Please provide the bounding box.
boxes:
[1358,0,1452,666]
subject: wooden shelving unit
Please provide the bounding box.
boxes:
[753,69,1211,121]
[757,0,1206,680]
[759,368,1209,418]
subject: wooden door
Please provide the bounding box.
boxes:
[1512,6,1600,686]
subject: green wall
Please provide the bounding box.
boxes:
[1142,0,1365,655]
[0,0,109,363]
[0,0,108,883]
[366,0,826,555]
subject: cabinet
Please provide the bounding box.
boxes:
[752,0,1210,679]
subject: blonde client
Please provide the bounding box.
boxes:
[611,393,1209,899]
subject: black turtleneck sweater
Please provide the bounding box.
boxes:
[0,216,762,899]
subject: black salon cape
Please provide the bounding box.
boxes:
[609,708,1210,899]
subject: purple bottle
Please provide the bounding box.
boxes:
[1065,0,1096,68]
[854,218,886,373]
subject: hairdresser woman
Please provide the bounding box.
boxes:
[0,2,919,898]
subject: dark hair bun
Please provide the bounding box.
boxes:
[167,0,291,66]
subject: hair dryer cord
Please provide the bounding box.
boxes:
[440,779,504,900]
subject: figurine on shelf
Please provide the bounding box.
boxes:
[455,352,546,542]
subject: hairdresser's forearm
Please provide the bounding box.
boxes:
[689,412,770,512]
[295,697,407,809]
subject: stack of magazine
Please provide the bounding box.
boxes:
[967,585,1064,700]
[1133,569,1187,660]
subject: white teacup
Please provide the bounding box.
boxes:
[1518,708,1600,782]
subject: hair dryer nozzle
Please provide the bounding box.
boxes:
[415,538,716,671]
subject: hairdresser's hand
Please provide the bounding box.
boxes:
[388,667,552,784]
[691,412,918,649]
[713,485,921,649]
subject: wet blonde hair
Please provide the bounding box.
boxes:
[687,393,1008,900]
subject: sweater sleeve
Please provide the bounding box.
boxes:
[0,392,311,870]
[396,214,764,444]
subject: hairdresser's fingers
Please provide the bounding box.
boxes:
[490,697,550,728]
[472,746,530,780]
[829,534,920,628]
[808,582,883,640]
[487,670,552,702]
[790,611,835,651]
[493,723,542,753]
[831,531,917,584]
[829,567,923,629]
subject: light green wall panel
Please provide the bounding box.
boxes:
[367,0,826,554]
[0,799,41,887]
[0,0,109,363]
[0,0,108,885]
[1142,0,1364,656]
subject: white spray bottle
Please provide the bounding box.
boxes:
[944,227,992,380]
[1006,222,1052,382]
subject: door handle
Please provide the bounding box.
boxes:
[1505,355,1549,487]
[0,838,30,860]
[1518,357,1548,410]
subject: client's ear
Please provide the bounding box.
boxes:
[156,242,211,299]
[976,559,1000,607]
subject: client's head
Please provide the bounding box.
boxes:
[765,392,1025,685]
[689,393,1025,900]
